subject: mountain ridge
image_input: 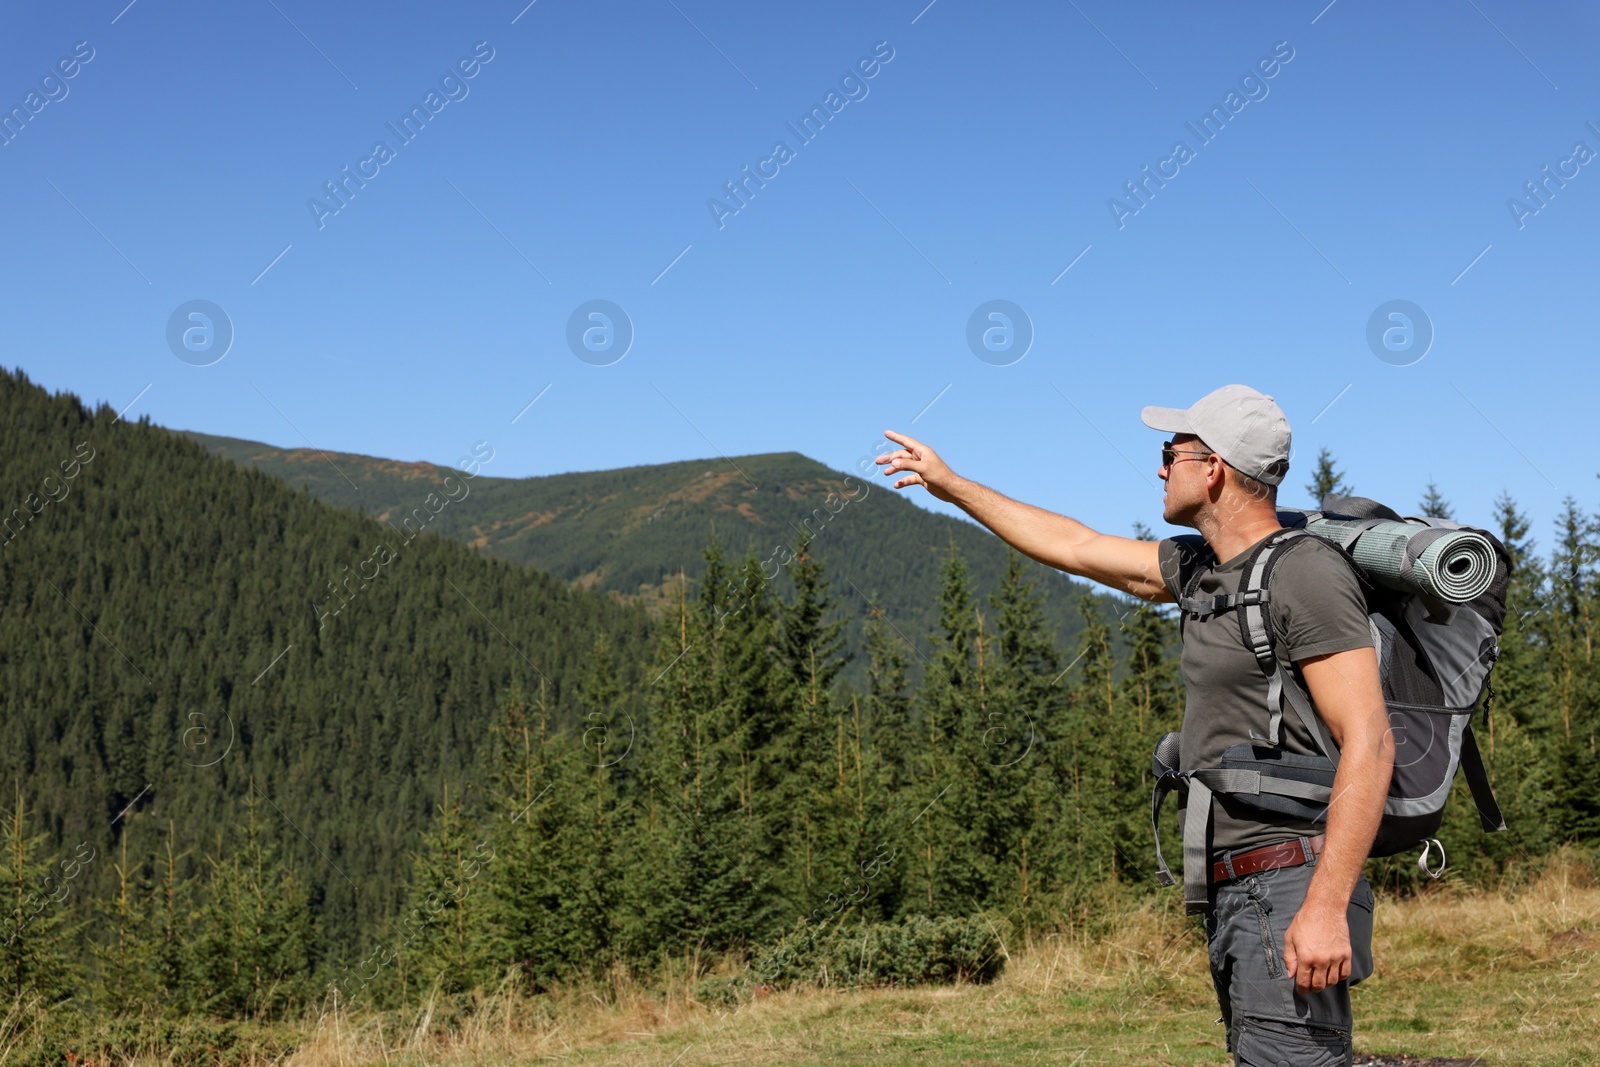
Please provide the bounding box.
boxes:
[181,430,1138,679]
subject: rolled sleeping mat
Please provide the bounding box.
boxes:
[1303,518,1497,604]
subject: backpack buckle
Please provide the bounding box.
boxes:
[1180,594,1230,620]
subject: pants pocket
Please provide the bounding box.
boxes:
[1235,1016,1352,1067]
[1244,879,1282,980]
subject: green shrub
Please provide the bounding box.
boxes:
[747,914,1007,991]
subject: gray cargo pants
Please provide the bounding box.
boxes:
[1202,862,1376,1066]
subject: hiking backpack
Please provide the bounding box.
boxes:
[1151,494,1509,912]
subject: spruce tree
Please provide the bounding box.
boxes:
[479,680,579,993]
[862,599,913,795]
[1304,446,1352,506]
[95,821,195,1011]
[1540,498,1597,745]
[839,596,917,923]
[572,631,631,971]
[905,542,985,916]
[1544,499,1600,842]
[490,721,614,988]
[776,535,853,918]
[90,833,153,1015]
[1418,480,1453,519]
[624,560,776,963]
[984,549,1063,931]
[1054,592,1130,910]
[391,781,494,1000]
[0,789,83,1004]
[184,788,320,1017]
[708,546,789,941]
[832,692,903,922]
[1106,522,1184,895]
[1119,523,1180,739]
[1489,493,1551,740]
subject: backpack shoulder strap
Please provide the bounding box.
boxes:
[1174,525,1371,757]
[1174,537,1217,641]
[1233,529,1308,748]
[1458,722,1508,832]
[1236,528,1367,760]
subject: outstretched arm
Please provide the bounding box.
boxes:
[877,429,1172,602]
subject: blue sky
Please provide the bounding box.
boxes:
[6,0,1598,555]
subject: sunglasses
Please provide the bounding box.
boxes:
[1161,439,1214,467]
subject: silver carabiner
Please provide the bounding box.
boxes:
[1417,837,1447,879]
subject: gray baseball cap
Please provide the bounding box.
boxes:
[1141,384,1292,485]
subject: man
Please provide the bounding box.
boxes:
[876,384,1393,1066]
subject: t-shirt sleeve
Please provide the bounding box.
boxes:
[1158,535,1210,601]
[1272,540,1376,661]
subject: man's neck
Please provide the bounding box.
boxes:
[1197,510,1283,566]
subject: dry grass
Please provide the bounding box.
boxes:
[87,853,1600,1066]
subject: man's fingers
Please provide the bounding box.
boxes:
[880,456,912,478]
[1295,954,1349,993]
[883,429,921,451]
[877,449,911,469]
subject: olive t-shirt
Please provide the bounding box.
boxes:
[1158,530,1375,856]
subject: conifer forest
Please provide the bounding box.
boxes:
[2,367,1595,1043]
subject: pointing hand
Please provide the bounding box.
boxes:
[877,430,960,504]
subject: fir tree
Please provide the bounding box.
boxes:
[481,679,544,978]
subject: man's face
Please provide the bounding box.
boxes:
[1159,432,1214,527]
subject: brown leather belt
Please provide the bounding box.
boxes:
[1212,833,1326,885]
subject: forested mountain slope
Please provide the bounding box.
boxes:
[0,368,653,952]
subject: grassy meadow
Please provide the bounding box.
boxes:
[18,855,1591,1067]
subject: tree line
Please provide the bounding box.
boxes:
[8,473,1598,1017]
[1,366,1596,1022]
